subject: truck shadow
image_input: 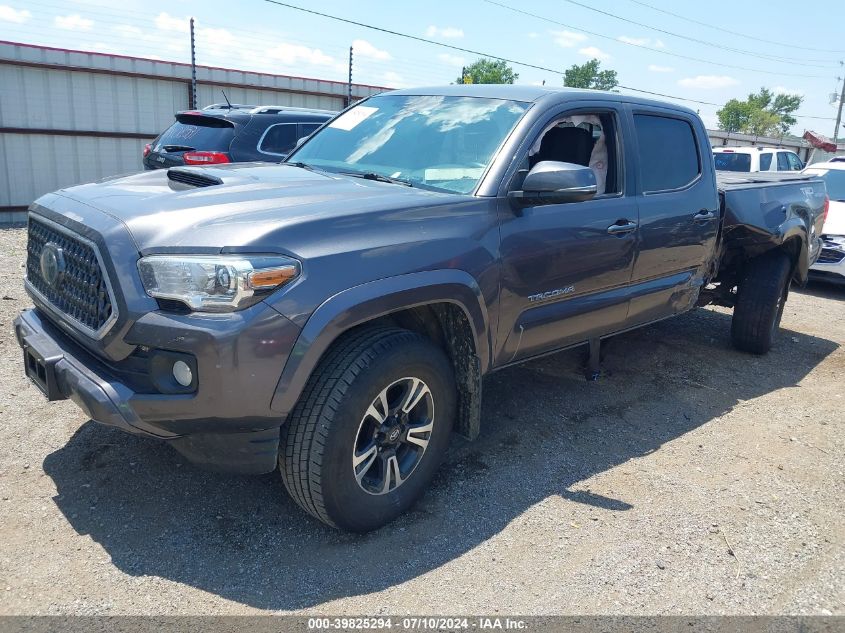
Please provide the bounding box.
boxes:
[795,280,845,301]
[42,307,838,611]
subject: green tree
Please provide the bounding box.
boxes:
[717,87,803,136]
[563,59,618,91]
[717,99,754,133]
[457,58,518,84]
[747,108,782,137]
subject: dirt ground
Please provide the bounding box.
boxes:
[0,225,842,615]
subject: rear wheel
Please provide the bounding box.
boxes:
[279,327,455,532]
[731,250,791,354]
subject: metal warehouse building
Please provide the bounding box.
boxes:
[0,40,389,223]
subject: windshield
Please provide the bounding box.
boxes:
[713,151,751,172]
[804,168,845,201]
[287,95,529,194]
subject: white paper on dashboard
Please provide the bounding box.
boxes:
[329,106,378,131]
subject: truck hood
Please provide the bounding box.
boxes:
[48,163,462,252]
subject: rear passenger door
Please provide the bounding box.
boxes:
[627,111,720,327]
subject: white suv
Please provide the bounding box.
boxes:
[713,147,804,173]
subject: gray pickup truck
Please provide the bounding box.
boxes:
[15,86,827,532]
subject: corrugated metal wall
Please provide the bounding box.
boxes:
[0,41,387,222]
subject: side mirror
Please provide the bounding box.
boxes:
[295,136,309,147]
[508,161,597,208]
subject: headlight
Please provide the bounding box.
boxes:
[137,254,300,312]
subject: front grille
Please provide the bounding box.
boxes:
[26,218,114,335]
[818,248,845,264]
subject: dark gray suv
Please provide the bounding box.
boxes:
[143,106,333,169]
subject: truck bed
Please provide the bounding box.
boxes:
[715,170,827,282]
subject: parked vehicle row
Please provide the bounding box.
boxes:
[15,85,828,532]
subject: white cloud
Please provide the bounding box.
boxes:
[527,32,539,39]
[438,52,466,67]
[579,46,611,61]
[54,14,94,30]
[198,26,235,47]
[552,30,588,47]
[266,42,336,67]
[155,12,189,33]
[648,64,674,73]
[774,86,803,96]
[618,35,649,46]
[353,39,391,61]
[618,35,666,48]
[0,4,30,23]
[425,25,464,38]
[678,75,739,89]
[380,71,410,87]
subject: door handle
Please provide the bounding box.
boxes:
[693,210,717,223]
[606,220,638,235]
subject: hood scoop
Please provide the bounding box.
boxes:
[167,168,223,189]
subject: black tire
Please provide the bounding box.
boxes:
[279,326,456,532]
[731,250,791,355]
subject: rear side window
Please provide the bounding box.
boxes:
[714,152,751,172]
[759,153,773,171]
[634,114,700,192]
[300,123,322,137]
[157,117,235,152]
[259,123,298,156]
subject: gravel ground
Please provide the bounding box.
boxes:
[0,225,843,616]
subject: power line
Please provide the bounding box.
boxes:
[624,0,845,55]
[482,0,829,79]
[559,0,836,68]
[4,0,837,122]
[256,0,835,122]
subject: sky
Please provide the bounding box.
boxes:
[1,0,843,136]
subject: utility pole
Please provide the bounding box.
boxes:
[461,66,466,84]
[189,18,197,110]
[347,45,353,108]
[834,61,845,145]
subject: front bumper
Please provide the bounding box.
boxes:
[14,305,301,473]
[809,235,845,284]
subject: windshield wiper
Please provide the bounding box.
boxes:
[162,144,195,152]
[284,161,317,172]
[340,171,413,187]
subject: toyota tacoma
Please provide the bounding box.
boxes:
[15,86,827,531]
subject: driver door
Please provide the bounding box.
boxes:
[495,104,637,366]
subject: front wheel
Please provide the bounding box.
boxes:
[731,250,791,355]
[279,327,456,532]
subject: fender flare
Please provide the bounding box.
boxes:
[270,269,490,417]
[778,221,810,284]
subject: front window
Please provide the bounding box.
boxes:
[287,95,529,194]
[804,168,845,201]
